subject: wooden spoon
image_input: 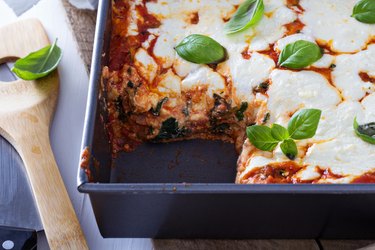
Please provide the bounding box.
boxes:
[0,19,88,249]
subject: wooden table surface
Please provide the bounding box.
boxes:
[60,1,375,249]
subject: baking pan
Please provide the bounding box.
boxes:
[78,0,375,239]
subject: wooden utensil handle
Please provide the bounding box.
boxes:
[17,128,88,250]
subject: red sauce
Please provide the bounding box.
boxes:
[286,0,304,12]
[352,173,375,183]
[80,147,94,182]
[135,4,160,34]
[284,19,305,36]
[109,1,161,70]
[277,66,334,87]
[359,72,375,84]
[299,143,313,158]
[317,42,340,56]
[258,48,279,64]
[241,48,251,60]
[310,67,334,85]
[313,168,343,183]
[189,12,199,24]
[242,161,303,184]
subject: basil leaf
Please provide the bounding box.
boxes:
[271,124,289,141]
[235,102,248,121]
[280,139,298,160]
[352,0,375,24]
[353,117,375,144]
[12,39,62,80]
[278,40,322,69]
[288,109,322,140]
[151,97,168,116]
[175,34,226,64]
[224,0,264,34]
[156,118,187,140]
[246,125,279,151]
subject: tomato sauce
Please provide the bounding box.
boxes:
[241,48,252,60]
[242,161,303,184]
[258,47,279,64]
[189,12,199,24]
[359,72,375,84]
[286,0,304,12]
[284,19,305,36]
[352,173,375,183]
[313,168,343,183]
[109,1,160,70]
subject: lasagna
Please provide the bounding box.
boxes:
[103,0,375,183]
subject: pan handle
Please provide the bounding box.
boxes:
[0,226,37,250]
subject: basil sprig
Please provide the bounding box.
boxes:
[12,39,62,80]
[353,118,375,144]
[224,0,264,34]
[278,40,322,69]
[352,0,375,24]
[246,109,322,160]
[175,34,226,64]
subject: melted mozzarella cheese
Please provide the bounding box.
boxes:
[300,0,375,53]
[145,0,298,97]
[275,33,316,52]
[303,100,375,181]
[247,0,297,51]
[181,66,225,96]
[240,69,375,183]
[157,70,182,95]
[153,35,176,68]
[126,0,142,36]
[134,48,158,83]
[311,54,335,68]
[229,52,275,103]
[332,45,375,101]
[267,70,341,124]
[360,93,375,124]
[173,57,200,78]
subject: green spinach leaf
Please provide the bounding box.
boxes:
[235,102,248,121]
[151,97,168,116]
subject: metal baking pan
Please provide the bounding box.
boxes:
[78,0,375,239]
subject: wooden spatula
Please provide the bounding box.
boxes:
[0,19,88,249]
